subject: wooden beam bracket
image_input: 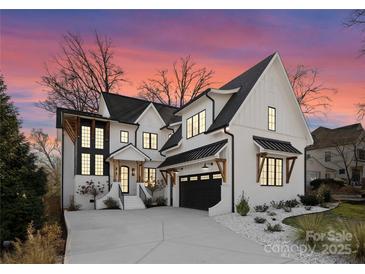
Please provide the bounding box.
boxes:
[256,153,267,183]
[215,159,227,182]
[286,157,297,184]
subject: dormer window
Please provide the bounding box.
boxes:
[268,107,276,131]
[186,110,206,139]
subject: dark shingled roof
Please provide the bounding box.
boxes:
[160,126,182,152]
[307,123,364,150]
[206,53,276,133]
[102,92,181,125]
[158,139,228,168]
[253,136,302,154]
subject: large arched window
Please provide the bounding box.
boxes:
[120,166,129,193]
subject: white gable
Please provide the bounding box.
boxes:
[98,95,111,118]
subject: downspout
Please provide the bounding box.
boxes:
[61,126,64,211]
[134,123,140,147]
[206,91,215,122]
[224,127,235,213]
[304,147,307,195]
[160,126,175,157]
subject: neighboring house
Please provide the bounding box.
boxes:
[57,52,313,216]
[306,123,365,186]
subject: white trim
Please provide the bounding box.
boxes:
[174,93,208,116]
[168,121,182,127]
[162,140,182,154]
[134,103,166,126]
[106,143,150,161]
[210,87,240,95]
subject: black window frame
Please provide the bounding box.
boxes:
[268,106,276,132]
[120,130,129,143]
[186,109,206,139]
[120,165,129,193]
[142,132,158,150]
[357,149,365,161]
[259,157,283,187]
[144,168,157,185]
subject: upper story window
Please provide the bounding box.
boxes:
[120,130,129,143]
[260,157,283,186]
[95,128,104,149]
[268,107,276,131]
[81,126,91,148]
[325,151,331,162]
[186,110,206,139]
[358,149,365,161]
[143,132,158,150]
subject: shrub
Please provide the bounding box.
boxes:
[298,194,319,206]
[2,223,64,263]
[295,214,326,248]
[67,196,81,211]
[254,217,266,224]
[265,223,283,232]
[345,222,365,263]
[310,178,345,190]
[270,200,285,209]
[284,199,299,208]
[316,185,332,204]
[236,192,250,216]
[156,197,167,206]
[254,204,269,212]
[103,197,120,209]
[267,211,277,216]
[283,206,292,213]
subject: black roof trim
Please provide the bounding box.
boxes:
[160,126,182,152]
[206,53,276,134]
[253,135,302,154]
[56,108,112,128]
[158,139,228,168]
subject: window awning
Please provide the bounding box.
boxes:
[158,139,228,168]
[253,136,302,155]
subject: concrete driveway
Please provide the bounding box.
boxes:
[64,207,295,263]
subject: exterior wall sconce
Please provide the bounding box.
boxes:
[202,163,209,170]
[132,168,135,176]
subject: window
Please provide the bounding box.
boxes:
[81,126,91,148]
[95,128,104,149]
[325,151,331,162]
[268,107,276,131]
[81,153,90,175]
[143,132,158,149]
[259,157,283,186]
[120,166,129,193]
[95,154,104,175]
[186,110,206,138]
[190,176,198,181]
[339,169,345,175]
[120,130,129,143]
[201,175,210,180]
[358,149,365,161]
[213,173,222,179]
[144,168,156,186]
[180,177,188,182]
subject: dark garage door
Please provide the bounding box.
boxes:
[179,172,222,210]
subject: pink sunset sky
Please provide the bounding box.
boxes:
[1,10,364,137]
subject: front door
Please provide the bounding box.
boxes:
[120,166,129,193]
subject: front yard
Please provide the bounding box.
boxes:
[215,201,365,263]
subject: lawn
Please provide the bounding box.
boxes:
[283,202,365,231]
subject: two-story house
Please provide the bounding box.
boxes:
[57,52,313,216]
[306,123,365,186]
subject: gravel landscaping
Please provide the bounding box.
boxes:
[215,203,348,264]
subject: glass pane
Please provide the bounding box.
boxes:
[213,173,222,179]
[192,114,199,136]
[81,153,90,175]
[121,131,128,143]
[81,126,90,148]
[190,176,198,181]
[95,154,104,175]
[144,168,149,182]
[201,175,209,180]
[95,128,104,149]
[199,111,206,133]
[187,118,192,138]
[268,158,275,185]
[120,166,129,193]
[268,107,276,131]
[151,134,157,149]
[260,158,267,185]
[180,177,188,182]
[143,133,150,148]
[276,159,283,186]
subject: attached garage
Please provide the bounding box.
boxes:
[179,172,222,210]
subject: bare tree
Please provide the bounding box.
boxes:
[138,56,214,107]
[29,129,61,193]
[344,9,365,56]
[356,102,365,121]
[289,65,336,116]
[38,32,126,113]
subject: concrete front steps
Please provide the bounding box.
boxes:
[123,195,146,210]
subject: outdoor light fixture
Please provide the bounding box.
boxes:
[132,168,135,176]
[202,163,209,170]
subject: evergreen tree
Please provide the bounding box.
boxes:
[0,75,47,247]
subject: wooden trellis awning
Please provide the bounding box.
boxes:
[63,117,79,143]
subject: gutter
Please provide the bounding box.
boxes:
[224,127,235,213]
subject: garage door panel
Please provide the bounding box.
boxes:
[179,172,222,211]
